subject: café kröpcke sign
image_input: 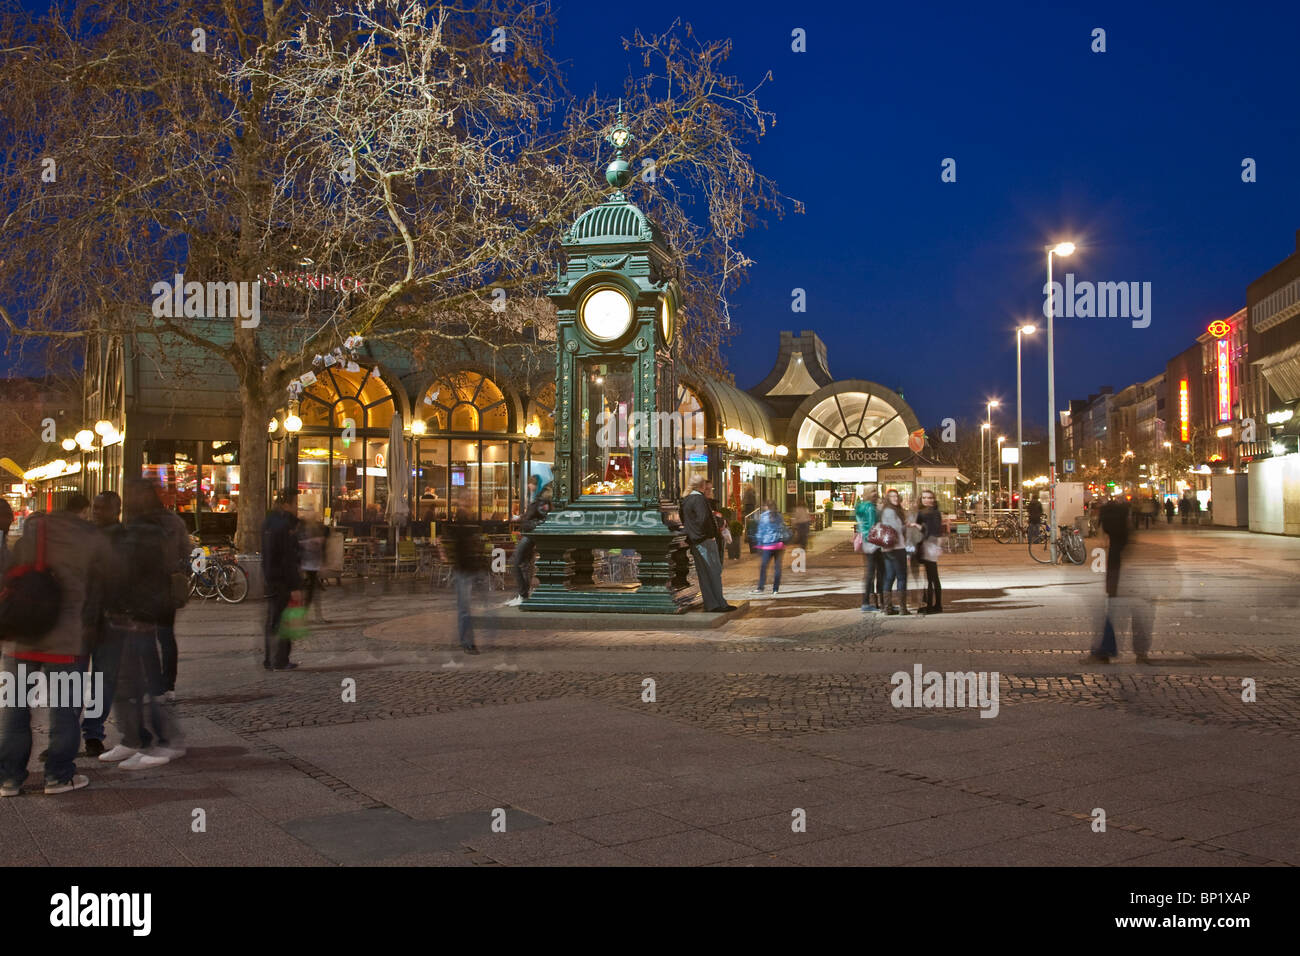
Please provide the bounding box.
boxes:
[800,446,910,464]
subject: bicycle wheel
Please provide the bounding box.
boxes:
[970,519,992,539]
[993,520,1014,545]
[193,568,220,599]
[1063,530,1086,565]
[1027,525,1052,563]
[217,563,249,603]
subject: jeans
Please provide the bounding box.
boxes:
[453,569,481,649]
[0,655,86,786]
[863,550,885,601]
[264,589,292,668]
[115,626,177,750]
[82,625,125,743]
[512,537,535,598]
[757,548,782,591]
[691,540,727,611]
[883,550,907,597]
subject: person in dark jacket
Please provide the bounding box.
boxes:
[261,490,303,670]
[681,475,734,612]
[879,489,911,615]
[915,490,945,614]
[1085,494,1134,664]
[508,490,550,605]
[1164,497,1175,523]
[96,479,187,770]
[1027,493,1044,542]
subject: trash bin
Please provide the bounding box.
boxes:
[237,554,265,601]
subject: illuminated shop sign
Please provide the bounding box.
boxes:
[1179,379,1189,443]
[1207,319,1230,338]
[1216,339,1231,422]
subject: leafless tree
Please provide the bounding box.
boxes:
[0,0,797,549]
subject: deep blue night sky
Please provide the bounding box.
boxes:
[553,0,1300,432]
[10,1,1299,437]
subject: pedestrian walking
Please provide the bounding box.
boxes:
[740,483,756,524]
[1027,493,1044,542]
[96,479,187,770]
[855,492,884,611]
[879,488,911,615]
[682,475,734,612]
[297,510,329,623]
[752,501,789,594]
[1164,497,1175,523]
[1084,493,1149,664]
[127,485,189,701]
[915,489,944,614]
[445,494,486,652]
[81,491,123,758]
[262,490,303,671]
[792,501,812,549]
[1,498,111,796]
[507,489,550,606]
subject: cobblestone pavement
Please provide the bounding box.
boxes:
[4,522,1299,866]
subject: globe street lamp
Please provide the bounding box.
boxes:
[1016,324,1036,526]
[521,420,542,517]
[1045,240,1076,561]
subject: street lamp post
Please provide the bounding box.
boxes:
[997,436,1006,508]
[1045,241,1075,562]
[985,400,999,517]
[980,422,989,517]
[1016,324,1036,527]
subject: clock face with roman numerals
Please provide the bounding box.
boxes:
[580,287,633,341]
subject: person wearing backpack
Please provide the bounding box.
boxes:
[0,496,112,796]
[95,480,186,771]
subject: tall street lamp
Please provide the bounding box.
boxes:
[996,435,1006,507]
[1016,324,1036,526]
[1045,240,1076,561]
[985,400,1000,517]
[980,422,990,516]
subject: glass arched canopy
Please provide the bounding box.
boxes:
[418,371,509,432]
[797,391,909,450]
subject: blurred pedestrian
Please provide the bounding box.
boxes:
[507,489,550,606]
[445,494,485,652]
[792,501,812,548]
[125,485,189,702]
[81,491,123,758]
[262,490,303,670]
[0,498,110,795]
[915,489,944,614]
[879,488,910,615]
[855,492,884,611]
[753,501,789,594]
[298,510,328,623]
[1084,494,1140,664]
[96,479,186,770]
[1027,492,1044,542]
[682,475,734,612]
[1164,498,1175,523]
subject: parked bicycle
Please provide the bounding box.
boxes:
[993,513,1026,544]
[189,547,249,603]
[1027,523,1085,565]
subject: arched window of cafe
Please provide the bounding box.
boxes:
[417,371,510,433]
[299,367,395,430]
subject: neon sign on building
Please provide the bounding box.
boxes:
[1179,378,1189,442]
[1216,339,1231,422]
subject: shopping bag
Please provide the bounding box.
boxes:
[280,599,310,642]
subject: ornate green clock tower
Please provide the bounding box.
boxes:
[523,107,697,613]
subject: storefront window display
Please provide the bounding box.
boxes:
[678,384,709,495]
[142,439,239,535]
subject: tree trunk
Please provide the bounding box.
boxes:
[236,377,272,554]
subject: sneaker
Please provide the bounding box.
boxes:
[118,752,170,771]
[150,746,186,760]
[0,781,21,798]
[164,690,177,703]
[440,659,465,670]
[44,775,90,795]
[505,596,523,607]
[492,662,519,672]
[885,606,899,616]
[98,745,139,763]
[84,738,106,758]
